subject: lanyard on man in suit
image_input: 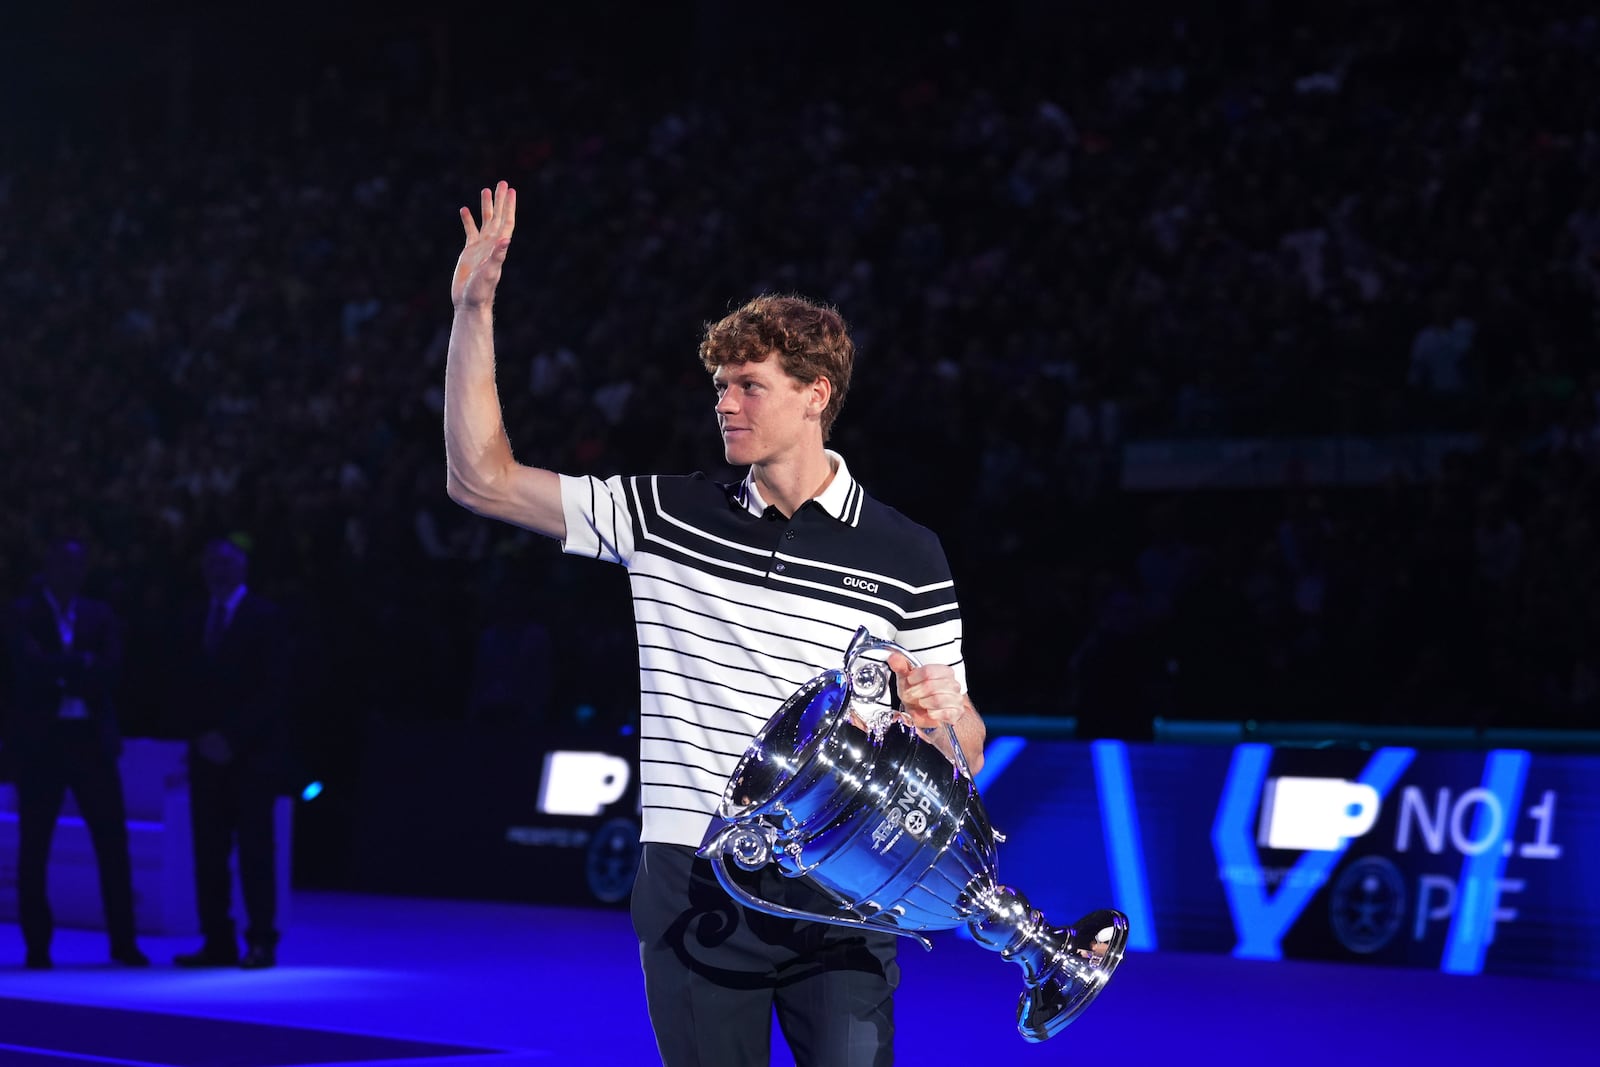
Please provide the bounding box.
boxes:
[205,586,248,656]
[41,588,88,721]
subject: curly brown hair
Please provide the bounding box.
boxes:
[698,294,854,440]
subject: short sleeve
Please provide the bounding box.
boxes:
[559,474,636,565]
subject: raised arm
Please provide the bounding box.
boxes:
[444,181,567,539]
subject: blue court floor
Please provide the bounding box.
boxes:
[0,890,1591,1065]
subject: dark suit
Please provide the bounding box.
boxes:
[3,588,140,958]
[177,589,294,953]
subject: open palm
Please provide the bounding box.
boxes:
[451,181,516,309]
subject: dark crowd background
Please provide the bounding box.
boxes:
[2,0,1598,885]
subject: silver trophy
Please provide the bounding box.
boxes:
[698,628,1127,1042]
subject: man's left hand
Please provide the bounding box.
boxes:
[885,652,966,732]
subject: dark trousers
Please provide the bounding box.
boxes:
[13,726,139,954]
[187,755,278,950]
[632,842,898,1067]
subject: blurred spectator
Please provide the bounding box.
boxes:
[467,586,555,729]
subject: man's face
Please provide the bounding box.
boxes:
[203,543,248,596]
[44,542,88,598]
[712,357,823,467]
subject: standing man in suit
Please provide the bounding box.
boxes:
[2,538,149,969]
[172,537,293,970]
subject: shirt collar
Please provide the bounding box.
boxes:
[735,450,863,527]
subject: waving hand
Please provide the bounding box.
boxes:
[451,181,517,310]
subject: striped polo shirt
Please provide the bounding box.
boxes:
[559,451,967,849]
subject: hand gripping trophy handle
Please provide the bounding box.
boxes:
[700,627,1129,1041]
[839,628,972,780]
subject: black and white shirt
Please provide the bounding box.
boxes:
[559,451,967,848]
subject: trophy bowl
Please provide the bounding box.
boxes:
[699,628,1128,1042]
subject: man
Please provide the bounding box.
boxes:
[3,538,148,970]
[172,537,293,970]
[444,181,984,1065]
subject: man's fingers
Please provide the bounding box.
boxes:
[488,182,516,238]
[885,650,913,679]
[461,183,516,248]
[888,657,965,725]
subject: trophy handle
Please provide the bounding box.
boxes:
[844,627,974,782]
[699,823,935,950]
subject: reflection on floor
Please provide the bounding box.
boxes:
[0,891,1590,1066]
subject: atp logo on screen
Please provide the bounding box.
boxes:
[1257,776,1382,851]
[538,751,632,817]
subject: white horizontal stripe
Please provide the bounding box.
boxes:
[643,758,738,785]
[639,767,730,793]
[636,609,857,672]
[631,578,892,650]
[630,478,774,576]
[774,552,955,596]
[642,476,777,560]
[639,694,774,739]
[639,705,761,741]
[771,573,905,613]
[638,631,837,691]
[640,670,785,707]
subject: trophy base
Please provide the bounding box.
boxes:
[1015,909,1127,1042]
